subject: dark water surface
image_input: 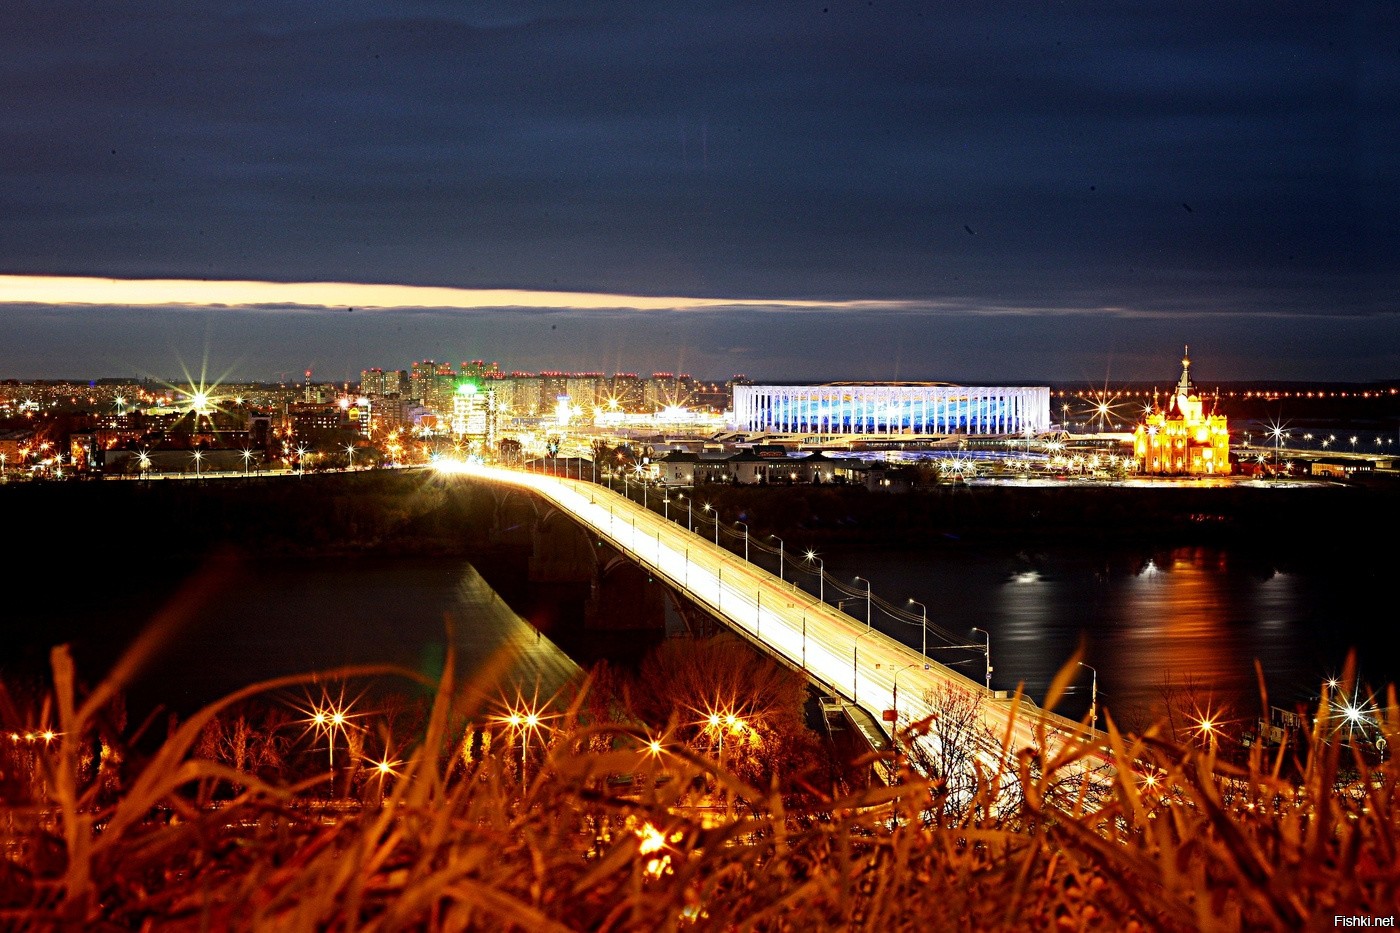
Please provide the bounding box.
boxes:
[7,554,581,721]
[7,538,1392,733]
[806,543,1393,726]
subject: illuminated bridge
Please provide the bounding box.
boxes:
[458,462,1107,788]
[731,383,1052,436]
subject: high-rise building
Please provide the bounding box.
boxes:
[343,395,373,437]
[360,368,387,396]
[426,363,457,416]
[360,368,407,398]
[461,360,502,380]
[645,373,692,410]
[451,380,496,450]
[499,373,540,416]
[565,373,605,410]
[608,373,643,411]
[538,372,569,411]
[409,361,436,403]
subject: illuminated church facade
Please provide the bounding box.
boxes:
[1133,349,1231,475]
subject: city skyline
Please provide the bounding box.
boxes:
[4,329,1400,393]
[2,4,1396,384]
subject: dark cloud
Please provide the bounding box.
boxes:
[1,2,1396,379]
[2,302,1395,386]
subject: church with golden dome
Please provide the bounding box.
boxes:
[1133,348,1231,475]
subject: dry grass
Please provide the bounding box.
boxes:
[2,632,1396,932]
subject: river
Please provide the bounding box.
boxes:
[6,554,584,725]
[6,534,1392,735]
[804,542,1392,728]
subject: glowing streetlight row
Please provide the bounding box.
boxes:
[460,463,1133,811]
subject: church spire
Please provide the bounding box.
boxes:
[1177,345,1192,395]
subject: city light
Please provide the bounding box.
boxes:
[298,689,361,771]
[497,696,551,785]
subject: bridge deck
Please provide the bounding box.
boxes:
[459,464,1109,775]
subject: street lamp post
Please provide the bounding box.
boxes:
[971,626,992,691]
[893,663,923,721]
[805,551,825,604]
[908,599,928,658]
[192,449,203,478]
[507,712,539,787]
[704,504,718,545]
[706,713,724,766]
[241,449,253,476]
[309,699,353,780]
[800,612,807,670]
[735,521,749,562]
[1078,661,1097,729]
[854,575,872,628]
[663,495,670,520]
[853,629,877,703]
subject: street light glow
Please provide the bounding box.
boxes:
[454,460,1117,801]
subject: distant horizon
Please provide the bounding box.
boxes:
[4,372,1398,391]
[4,275,1399,388]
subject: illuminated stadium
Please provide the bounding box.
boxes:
[730,383,1051,436]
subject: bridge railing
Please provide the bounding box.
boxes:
[461,464,1107,754]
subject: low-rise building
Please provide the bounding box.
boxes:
[0,429,35,467]
[654,450,731,486]
[1311,457,1374,478]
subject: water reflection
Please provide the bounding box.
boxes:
[818,542,1388,728]
[993,567,1066,705]
[9,557,583,721]
[17,542,1383,736]
[1107,548,1244,726]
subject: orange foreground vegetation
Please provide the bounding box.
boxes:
[1,635,1397,932]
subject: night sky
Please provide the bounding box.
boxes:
[1,2,1396,385]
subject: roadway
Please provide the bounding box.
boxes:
[455,462,1113,791]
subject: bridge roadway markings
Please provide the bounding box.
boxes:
[460,464,1117,789]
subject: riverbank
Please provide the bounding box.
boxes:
[675,475,1400,569]
[7,467,1395,570]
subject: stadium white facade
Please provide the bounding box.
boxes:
[730,383,1051,436]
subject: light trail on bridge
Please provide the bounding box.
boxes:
[453,462,1116,797]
